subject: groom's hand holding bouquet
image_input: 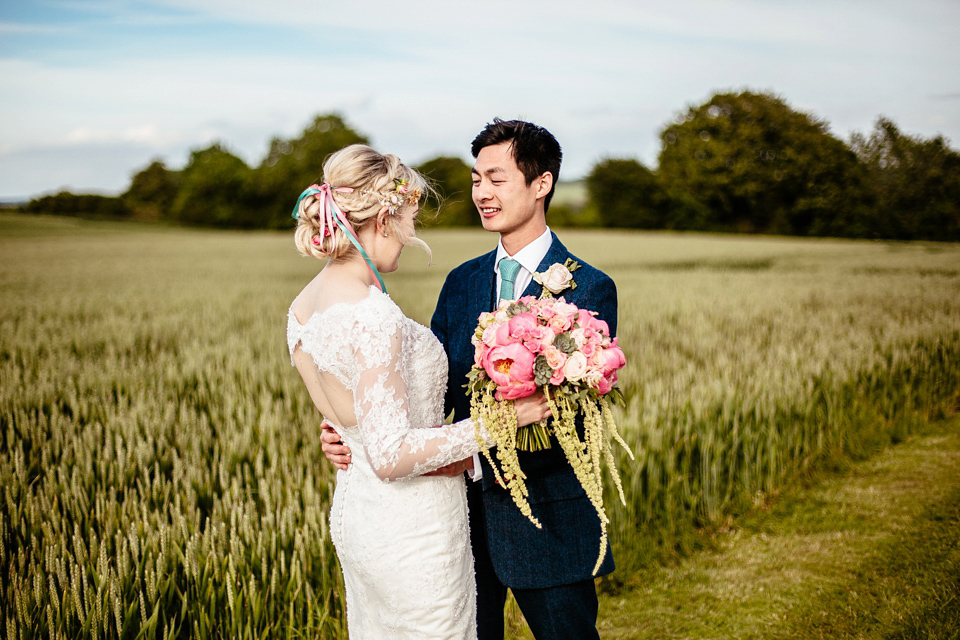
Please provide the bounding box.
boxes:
[467,260,631,574]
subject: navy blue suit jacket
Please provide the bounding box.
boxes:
[430,232,618,589]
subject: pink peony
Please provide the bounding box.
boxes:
[594,372,616,395]
[482,341,537,400]
[593,319,611,343]
[599,344,626,376]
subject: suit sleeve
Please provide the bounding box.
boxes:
[591,272,619,338]
[430,274,455,417]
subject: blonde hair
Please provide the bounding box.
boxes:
[294,144,432,262]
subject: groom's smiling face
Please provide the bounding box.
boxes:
[472,142,549,248]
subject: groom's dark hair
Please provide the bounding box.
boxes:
[471,118,562,212]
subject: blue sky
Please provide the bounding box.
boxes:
[1,0,958,201]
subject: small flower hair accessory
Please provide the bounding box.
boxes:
[359,178,422,215]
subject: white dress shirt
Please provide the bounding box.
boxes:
[471,227,553,481]
[494,227,553,302]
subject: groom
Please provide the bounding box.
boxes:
[324,118,618,639]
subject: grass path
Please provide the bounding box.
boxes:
[590,416,960,639]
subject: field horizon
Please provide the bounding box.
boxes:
[3,213,959,639]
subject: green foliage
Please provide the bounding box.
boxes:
[171,143,252,227]
[587,158,669,228]
[415,156,479,227]
[21,191,131,218]
[253,114,368,229]
[657,90,871,235]
[3,218,960,638]
[123,159,181,221]
[851,117,960,241]
[20,100,959,241]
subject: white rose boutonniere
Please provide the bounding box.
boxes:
[533,258,580,298]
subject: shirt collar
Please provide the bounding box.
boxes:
[494,226,552,275]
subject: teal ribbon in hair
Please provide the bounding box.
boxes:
[292,183,387,293]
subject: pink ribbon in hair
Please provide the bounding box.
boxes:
[291,182,387,292]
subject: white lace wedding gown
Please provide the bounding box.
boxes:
[287,286,488,639]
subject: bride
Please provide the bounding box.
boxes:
[285,144,550,639]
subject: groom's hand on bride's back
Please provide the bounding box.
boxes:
[320,420,352,471]
[424,458,474,477]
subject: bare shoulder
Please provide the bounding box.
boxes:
[290,272,373,323]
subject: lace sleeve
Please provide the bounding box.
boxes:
[352,309,492,482]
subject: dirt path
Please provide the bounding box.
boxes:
[597,417,960,639]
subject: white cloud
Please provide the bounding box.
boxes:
[1,0,958,198]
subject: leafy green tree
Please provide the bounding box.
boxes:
[253,114,368,229]
[658,90,870,236]
[851,117,960,241]
[21,192,130,218]
[587,158,670,228]
[171,143,252,226]
[415,156,479,226]
[123,159,180,220]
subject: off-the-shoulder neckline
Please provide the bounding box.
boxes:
[288,285,392,328]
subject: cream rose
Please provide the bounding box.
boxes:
[534,263,574,294]
[562,351,588,382]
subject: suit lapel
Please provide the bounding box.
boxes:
[470,251,498,315]
[519,232,569,299]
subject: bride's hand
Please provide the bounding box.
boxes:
[514,391,553,427]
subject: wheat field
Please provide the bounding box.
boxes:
[2,213,959,639]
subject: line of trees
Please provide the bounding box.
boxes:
[19,91,960,240]
[587,91,960,240]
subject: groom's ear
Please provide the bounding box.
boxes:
[535,171,553,200]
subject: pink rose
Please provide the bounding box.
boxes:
[508,313,538,339]
[474,340,489,367]
[549,367,566,386]
[543,345,567,370]
[482,342,537,400]
[496,312,537,345]
[581,341,597,358]
[535,326,556,350]
[547,313,572,333]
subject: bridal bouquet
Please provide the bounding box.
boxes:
[467,269,632,573]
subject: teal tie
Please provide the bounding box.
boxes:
[499,257,522,301]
